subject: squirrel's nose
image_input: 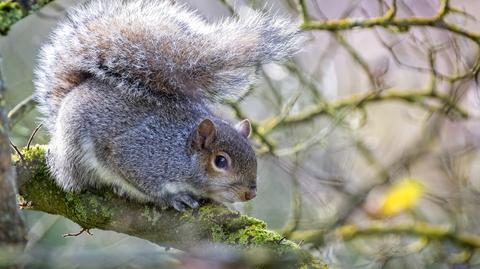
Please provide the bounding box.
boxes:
[244,186,257,201]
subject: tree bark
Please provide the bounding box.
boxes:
[15,145,328,269]
[0,74,26,268]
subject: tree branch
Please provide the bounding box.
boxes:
[279,87,470,125]
[336,222,480,249]
[14,145,328,269]
[286,221,480,250]
[0,64,26,268]
[301,0,480,45]
[8,95,35,128]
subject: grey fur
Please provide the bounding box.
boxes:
[34,0,298,210]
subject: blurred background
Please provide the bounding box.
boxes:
[3,0,480,268]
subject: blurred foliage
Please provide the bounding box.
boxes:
[0,0,54,35]
[379,178,424,217]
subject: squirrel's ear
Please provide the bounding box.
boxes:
[235,119,251,138]
[192,119,216,150]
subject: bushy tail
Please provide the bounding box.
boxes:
[34,0,299,128]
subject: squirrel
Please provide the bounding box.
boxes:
[33,0,298,211]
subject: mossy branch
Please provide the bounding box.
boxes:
[286,222,480,250]
[336,222,480,249]
[259,87,470,128]
[300,0,480,45]
[14,145,327,269]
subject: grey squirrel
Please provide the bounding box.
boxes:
[34,0,298,211]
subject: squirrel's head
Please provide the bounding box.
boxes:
[189,118,257,203]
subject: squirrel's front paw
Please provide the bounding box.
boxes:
[169,192,199,212]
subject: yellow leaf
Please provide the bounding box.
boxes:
[379,178,424,217]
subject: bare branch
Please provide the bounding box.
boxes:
[8,95,35,128]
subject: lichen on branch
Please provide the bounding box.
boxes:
[14,145,327,269]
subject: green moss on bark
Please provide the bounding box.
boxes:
[16,145,328,268]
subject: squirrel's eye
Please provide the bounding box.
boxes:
[214,155,228,169]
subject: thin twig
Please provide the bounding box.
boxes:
[8,95,36,128]
[9,139,24,162]
[27,124,42,150]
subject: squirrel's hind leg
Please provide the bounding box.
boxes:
[46,134,89,192]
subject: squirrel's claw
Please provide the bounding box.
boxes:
[171,193,199,212]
